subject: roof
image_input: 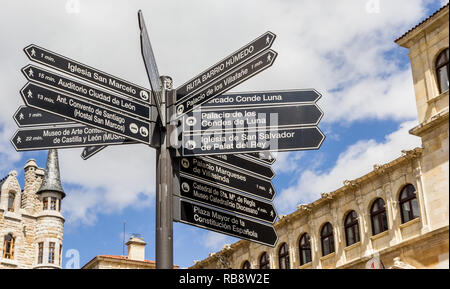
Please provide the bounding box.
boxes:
[395,3,449,43]
[82,255,179,269]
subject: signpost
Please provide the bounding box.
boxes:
[11,10,326,269]
[11,124,134,151]
[21,82,153,145]
[22,65,153,121]
[182,126,325,156]
[24,44,152,103]
[173,198,278,247]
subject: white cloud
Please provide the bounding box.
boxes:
[274,120,422,214]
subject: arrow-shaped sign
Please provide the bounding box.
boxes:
[11,124,135,151]
[22,65,153,121]
[21,82,153,145]
[177,175,277,223]
[183,103,323,133]
[183,126,325,156]
[176,31,276,104]
[175,49,278,118]
[179,156,276,201]
[24,44,152,103]
[240,152,276,165]
[174,197,278,247]
[138,10,163,117]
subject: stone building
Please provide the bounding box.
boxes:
[0,149,66,269]
[82,236,179,269]
[190,4,449,269]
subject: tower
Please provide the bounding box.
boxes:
[34,149,65,269]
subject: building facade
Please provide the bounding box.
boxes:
[82,236,179,269]
[191,4,449,270]
[0,150,66,269]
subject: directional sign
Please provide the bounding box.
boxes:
[11,124,136,151]
[174,197,278,247]
[183,104,323,133]
[176,31,276,104]
[204,154,274,180]
[13,105,74,128]
[24,44,152,103]
[177,175,277,223]
[202,89,322,108]
[81,145,107,160]
[21,82,153,144]
[175,49,278,118]
[182,126,325,156]
[179,156,276,201]
[22,65,153,121]
[138,10,162,110]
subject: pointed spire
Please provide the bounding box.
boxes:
[37,149,65,198]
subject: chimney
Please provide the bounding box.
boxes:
[126,236,147,261]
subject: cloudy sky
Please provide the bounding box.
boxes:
[0,0,447,268]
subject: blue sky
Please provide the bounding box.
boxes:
[0,0,448,268]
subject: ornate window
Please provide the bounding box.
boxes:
[7,193,15,212]
[399,184,420,224]
[371,198,388,235]
[3,234,15,259]
[436,48,449,93]
[38,242,44,264]
[242,260,251,269]
[278,243,290,269]
[344,211,360,246]
[299,233,312,265]
[321,223,335,256]
[259,252,270,269]
[59,244,63,265]
[50,197,57,210]
[49,242,55,264]
[43,197,49,210]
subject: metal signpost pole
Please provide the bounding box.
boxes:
[155,76,173,269]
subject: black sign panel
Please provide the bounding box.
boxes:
[175,50,278,118]
[174,198,278,247]
[138,10,162,109]
[179,156,276,201]
[13,105,73,128]
[177,175,277,223]
[183,104,323,133]
[11,125,135,151]
[176,31,276,103]
[22,65,152,121]
[204,154,274,180]
[202,89,322,108]
[24,44,151,103]
[81,145,107,160]
[182,126,325,156]
[21,83,152,144]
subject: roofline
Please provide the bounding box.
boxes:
[395,4,449,44]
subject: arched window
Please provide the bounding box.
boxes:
[299,233,312,265]
[242,260,251,269]
[278,243,290,269]
[436,48,449,93]
[371,198,388,235]
[399,184,420,224]
[3,234,15,259]
[259,252,270,269]
[7,193,15,212]
[321,223,335,257]
[344,211,360,246]
[38,242,44,264]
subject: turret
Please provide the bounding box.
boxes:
[34,149,65,269]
